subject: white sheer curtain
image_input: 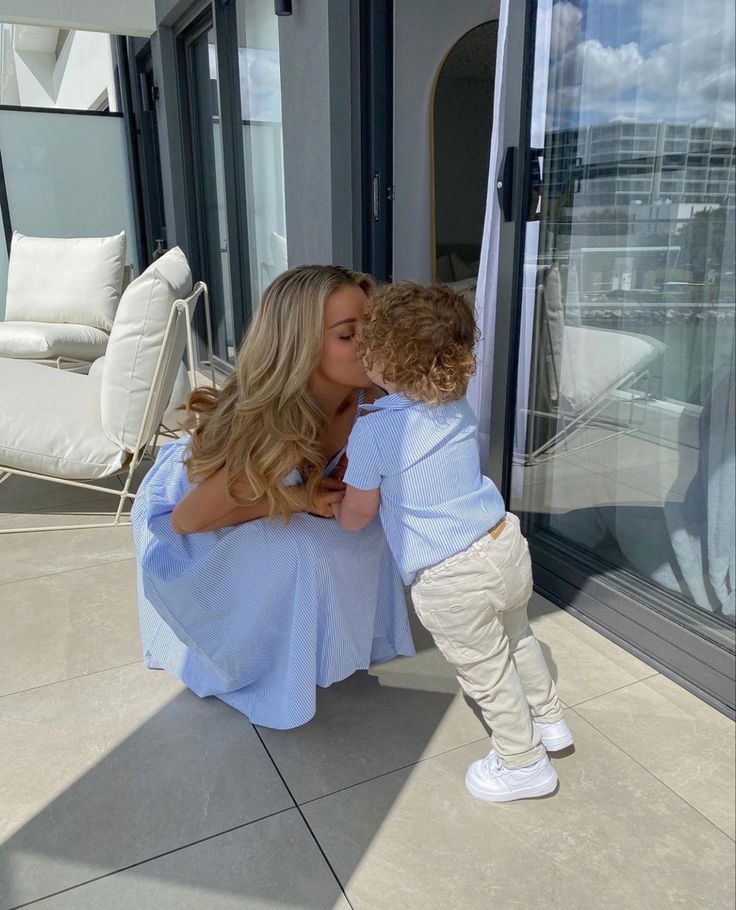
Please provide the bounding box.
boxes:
[466,0,509,474]
[468,0,554,482]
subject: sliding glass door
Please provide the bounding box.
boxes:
[178,0,287,369]
[498,0,735,711]
[184,21,236,363]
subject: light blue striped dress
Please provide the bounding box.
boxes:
[132,392,414,730]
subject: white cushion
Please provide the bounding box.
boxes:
[101,247,192,453]
[5,231,126,332]
[559,326,666,413]
[0,358,126,479]
[0,321,109,360]
[88,355,106,379]
[162,361,192,429]
[92,355,191,428]
[447,277,478,293]
[450,251,480,280]
[538,265,564,405]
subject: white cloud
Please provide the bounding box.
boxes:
[542,0,736,128]
[550,1,583,59]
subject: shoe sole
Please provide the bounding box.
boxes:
[464,766,559,803]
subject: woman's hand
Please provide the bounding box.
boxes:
[303,477,346,518]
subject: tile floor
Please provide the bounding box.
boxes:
[516,425,698,514]
[1,473,734,910]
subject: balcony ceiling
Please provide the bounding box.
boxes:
[0,0,156,38]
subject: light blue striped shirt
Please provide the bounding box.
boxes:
[344,393,506,585]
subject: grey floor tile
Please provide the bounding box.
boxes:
[527,594,658,705]
[564,430,681,476]
[0,475,104,516]
[0,499,135,585]
[0,463,150,518]
[303,712,735,910]
[259,613,489,804]
[575,673,736,839]
[521,469,660,515]
[0,663,293,909]
[518,455,600,491]
[24,810,350,910]
[615,456,697,502]
[0,559,141,696]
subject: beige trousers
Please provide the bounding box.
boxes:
[411,513,564,769]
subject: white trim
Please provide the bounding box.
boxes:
[0,3,156,39]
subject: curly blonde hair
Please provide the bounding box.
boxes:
[358,282,478,404]
[181,265,374,520]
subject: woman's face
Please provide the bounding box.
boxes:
[315,284,372,389]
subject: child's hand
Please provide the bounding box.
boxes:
[329,453,348,483]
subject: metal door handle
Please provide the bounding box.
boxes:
[373,172,381,222]
[496,147,516,221]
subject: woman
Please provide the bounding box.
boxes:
[132,265,414,729]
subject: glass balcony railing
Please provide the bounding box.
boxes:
[0,107,140,318]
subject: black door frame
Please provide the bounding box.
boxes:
[130,40,167,263]
[493,0,735,716]
[175,0,252,373]
[113,36,149,270]
[211,0,254,336]
[359,0,393,281]
[178,10,228,368]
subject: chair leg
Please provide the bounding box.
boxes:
[114,462,137,524]
[524,370,650,465]
[0,465,137,534]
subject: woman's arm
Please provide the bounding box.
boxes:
[332,485,381,531]
[171,467,346,534]
[171,466,266,534]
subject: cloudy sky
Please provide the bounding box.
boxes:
[538,0,735,129]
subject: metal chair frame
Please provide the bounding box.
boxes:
[0,281,215,534]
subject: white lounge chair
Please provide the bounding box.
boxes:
[525,264,666,464]
[0,246,213,533]
[0,231,132,369]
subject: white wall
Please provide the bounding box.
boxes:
[55,31,116,110]
[0,0,155,38]
[11,29,116,110]
[393,0,499,281]
[279,0,356,268]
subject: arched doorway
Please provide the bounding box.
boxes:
[431,21,498,285]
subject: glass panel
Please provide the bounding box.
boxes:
[513,0,735,647]
[0,24,118,111]
[0,109,140,277]
[236,0,287,308]
[188,27,235,363]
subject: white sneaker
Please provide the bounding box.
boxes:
[535,718,574,752]
[465,751,558,803]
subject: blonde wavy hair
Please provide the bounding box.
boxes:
[182,265,373,519]
[358,282,478,404]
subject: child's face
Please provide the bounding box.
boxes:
[364,359,395,393]
[365,361,385,387]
